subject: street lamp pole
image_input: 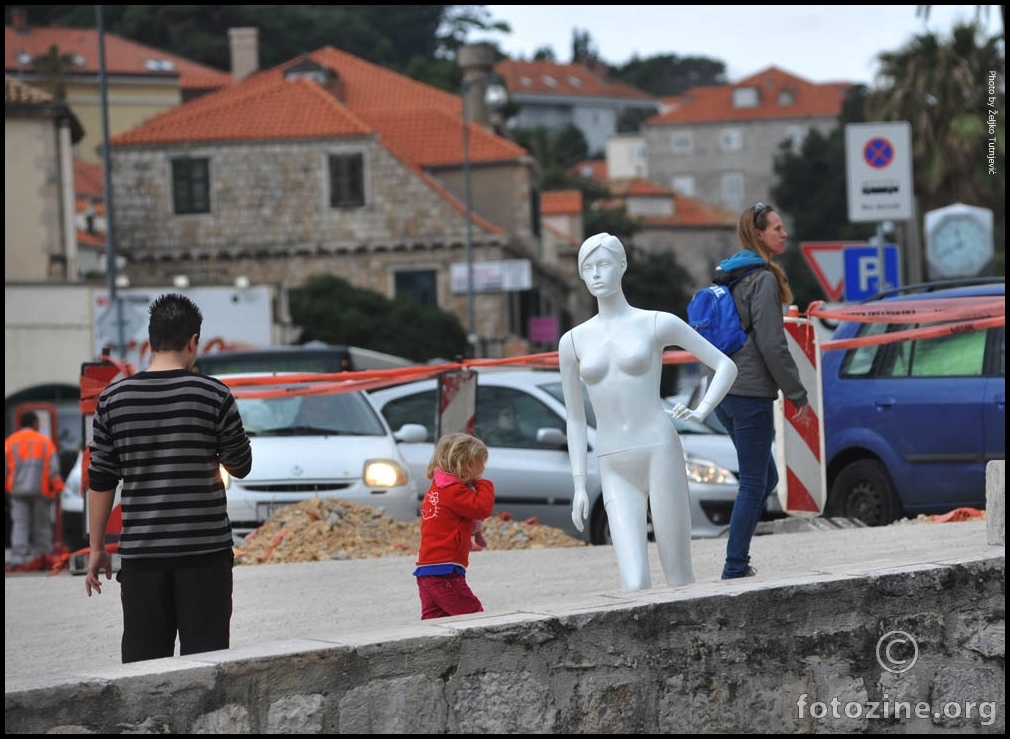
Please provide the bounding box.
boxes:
[461,84,476,346]
[458,43,508,356]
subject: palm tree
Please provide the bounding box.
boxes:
[865,22,1004,226]
[916,5,1005,37]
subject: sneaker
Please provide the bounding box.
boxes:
[721,565,757,580]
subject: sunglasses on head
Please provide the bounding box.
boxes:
[752,202,770,225]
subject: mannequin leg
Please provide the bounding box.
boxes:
[599,454,651,591]
[649,451,695,587]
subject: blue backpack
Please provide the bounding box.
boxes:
[687,267,764,356]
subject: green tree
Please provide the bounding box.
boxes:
[866,21,1005,267]
[612,54,727,97]
[512,124,590,186]
[30,43,78,101]
[571,28,601,65]
[289,274,468,363]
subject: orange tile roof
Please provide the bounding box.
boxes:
[4,73,51,103]
[77,228,105,249]
[495,59,655,102]
[73,159,104,198]
[640,195,738,228]
[576,171,736,229]
[607,178,671,197]
[649,66,850,125]
[541,190,583,216]
[75,196,105,216]
[570,159,608,182]
[5,22,230,90]
[110,46,527,170]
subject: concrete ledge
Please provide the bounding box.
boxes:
[987,460,1005,546]
[5,554,1004,734]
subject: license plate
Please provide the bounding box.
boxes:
[256,502,288,522]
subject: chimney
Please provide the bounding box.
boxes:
[228,27,259,83]
[458,43,497,127]
[12,8,29,33]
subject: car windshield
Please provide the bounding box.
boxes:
[235,386,387,437]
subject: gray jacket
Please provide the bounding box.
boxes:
[727,269,808,408]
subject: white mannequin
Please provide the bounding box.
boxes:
[559,233,738,591]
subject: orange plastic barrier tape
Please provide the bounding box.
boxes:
[809,296,1004,325]
[821,316,1005,352]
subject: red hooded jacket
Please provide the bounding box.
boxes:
[415,470,495,570]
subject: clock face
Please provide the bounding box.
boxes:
[928,214,990,278]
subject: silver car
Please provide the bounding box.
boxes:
[369,368,743,544]
[223,374,427,543]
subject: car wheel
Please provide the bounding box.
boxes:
[827,459,902,526]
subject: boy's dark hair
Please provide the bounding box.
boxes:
[148,293,203,352]
[19,410,39,428]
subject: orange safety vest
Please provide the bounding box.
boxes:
[4,428,65,499]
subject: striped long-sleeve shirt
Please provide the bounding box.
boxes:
[88,369,252,559]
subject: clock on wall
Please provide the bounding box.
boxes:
[924,204,993,280]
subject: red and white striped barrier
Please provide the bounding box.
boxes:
[438,368,478,437]
[775,310,826,516]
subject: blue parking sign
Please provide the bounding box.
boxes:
[843,245,900,302]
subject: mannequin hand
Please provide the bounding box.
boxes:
[571,489,589,532]
[669,402,709,424]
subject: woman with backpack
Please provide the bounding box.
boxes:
[713,202,811,580]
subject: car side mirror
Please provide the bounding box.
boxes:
[536,427,568,449]
[394,424,429,443]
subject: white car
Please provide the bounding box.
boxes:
[222,374,427,543]
[59,451,87,551]
[370,368,746,544]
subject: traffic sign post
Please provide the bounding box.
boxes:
[845,122,914,223]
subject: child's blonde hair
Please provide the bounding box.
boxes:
[426,432,489,480]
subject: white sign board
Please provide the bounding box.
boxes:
[451,259,532,294]
[93,285,274,368]
[845,122,914,222]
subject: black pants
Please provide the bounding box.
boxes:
[117,549,234,663]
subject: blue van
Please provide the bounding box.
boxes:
[821,279,1005,526]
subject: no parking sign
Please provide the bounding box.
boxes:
[844,122,913,222]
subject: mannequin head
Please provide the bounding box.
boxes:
[577,232,626,273]
[578,233,627,297]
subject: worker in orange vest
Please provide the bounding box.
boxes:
[5,410,65,565]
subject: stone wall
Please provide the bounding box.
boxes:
[5,555,1003,734]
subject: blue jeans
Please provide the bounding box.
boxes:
[714,394,777,579]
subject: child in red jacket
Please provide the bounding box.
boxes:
[413,432,495,620]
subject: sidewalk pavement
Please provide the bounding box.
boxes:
[4,517,1000,691]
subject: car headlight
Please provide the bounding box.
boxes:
[363,459,409,487]
[684,454,737,485]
